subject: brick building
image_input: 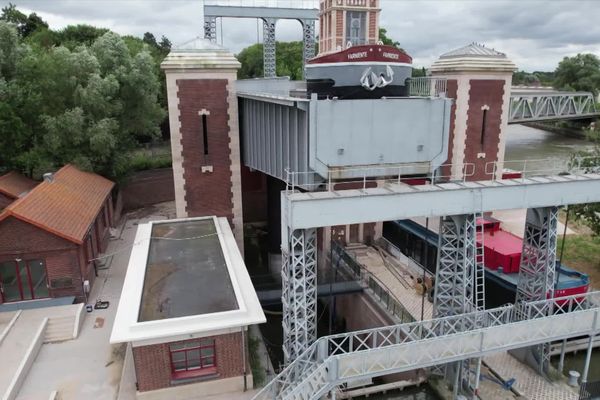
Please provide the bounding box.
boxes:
[111,217,265,399]
[0,164,114,304]
[0,171,38,209]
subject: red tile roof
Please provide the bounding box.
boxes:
[0,171,38,199]
[0,165,115,244]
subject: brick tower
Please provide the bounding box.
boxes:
[318,0,381,55]
[430,43,517,181]
[161,40,244,251]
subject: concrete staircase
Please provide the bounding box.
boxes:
[0,304,83,400]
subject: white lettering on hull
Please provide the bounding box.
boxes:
[347,51,368,60]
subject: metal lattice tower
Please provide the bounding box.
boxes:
[301,19,316,68]
[262,18,277,78]
[282,228,318,363]
[515,207,558,373]
[204,16,217,42]
[433,214,479,318]
[516,207,558,305]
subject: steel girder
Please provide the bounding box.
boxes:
[516,207,558,305]
[515,207,558,373]
[252,292,600,400]
[300,19,316,76]
[282,228,318,364]
[508,92,598,123]
[433,214,480,319]
[262,18,277,78]
[203,16,217,42]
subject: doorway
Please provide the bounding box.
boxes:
[0,259,49,302]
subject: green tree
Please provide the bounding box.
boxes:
[378,28,400,48]
[143,32,158,47]
[236,41,305,80]
[0,21,165,179]
[0,3,47,37]
[554,54,600,95]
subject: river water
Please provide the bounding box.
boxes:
[505,124,600,383]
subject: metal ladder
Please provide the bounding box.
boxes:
[474,211,486,311]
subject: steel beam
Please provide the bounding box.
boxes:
[283,174,600,230]
[204,5,318,20]
[262,18,277,78]
[204,16,217,42]
[282,228,318,363]
[301,18,316,74]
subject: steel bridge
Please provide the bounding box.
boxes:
[203,1,318,77]
[252,291,600,400]
[508,90,599,123]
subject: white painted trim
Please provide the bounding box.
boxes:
[305,61,412,68]
[165,74,188,218]
[495,75,513,179]
[0,310,21,346]
[110,217,265,345]
[451,76,471,178]
[3,317,48,400]
[72,302,85,339]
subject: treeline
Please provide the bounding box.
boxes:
[0,4,170,180]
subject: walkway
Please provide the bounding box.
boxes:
[16,204,175,400]
[485,352,578,400]
[346,244,433,321]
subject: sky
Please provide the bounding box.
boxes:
[4,0,600,72]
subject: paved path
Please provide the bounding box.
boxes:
[485,352,578,400]
[17,209,172,400]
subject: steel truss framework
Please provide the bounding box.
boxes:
[508,92,599,123]
[202,4,317,78]
[433,213,486,396]
[252,291,600,400]
[282,228,318,363]
[514,207,558,373]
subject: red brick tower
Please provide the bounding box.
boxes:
[318,0,381,55]
[161,40,244,251]
[430,43,517,181]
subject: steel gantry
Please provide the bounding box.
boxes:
[279,170,600,379]
[508,91,599,123]
[203,2,318,78]
[253,291,600,400]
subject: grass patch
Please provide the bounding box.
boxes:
[248,335,266,387]
[557,234,600,288]
[127,151,172,172]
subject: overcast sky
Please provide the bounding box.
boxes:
[5,0,600,71]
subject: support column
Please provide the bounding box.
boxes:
[204,16,217,42]
[433,214,478,318]
[262,18,277,78]
[516,207,558,305]
[282,228,317,363]
[300,19,316,77]
[514,206,558,374]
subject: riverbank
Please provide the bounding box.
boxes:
[522,121,593,140]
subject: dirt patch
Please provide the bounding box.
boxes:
[125,201,176,220]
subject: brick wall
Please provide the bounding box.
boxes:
[133,332,244,392]
[465,80,504,181]
[336,10,344,48]
[121,168,175,210]
[0,216,86,302]
[178,79,234,225]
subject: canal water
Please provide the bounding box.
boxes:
[504,124,600,383]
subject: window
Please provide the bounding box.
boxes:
[346,11,366,46]
[201,114,209,155]
[170,339,216,380]
[480,109,488,148]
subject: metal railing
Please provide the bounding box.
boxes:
[332,241,415,323]
[485,156,600,181]
[284,162,475,194]
[409,77,448,98]
[253,290,600,400]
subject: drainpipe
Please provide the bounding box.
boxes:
[242,328,247,391]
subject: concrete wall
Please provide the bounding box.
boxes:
[121,168,175,210]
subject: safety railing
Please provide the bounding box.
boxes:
[332,241,415,323]
[485,155,600,182]
[409,77,448,98]
[284,162,475,194]
[253,291,600,400]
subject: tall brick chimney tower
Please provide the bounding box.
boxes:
[161,39,244,251]
[318,0,381,55]
[430,43,516,181]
